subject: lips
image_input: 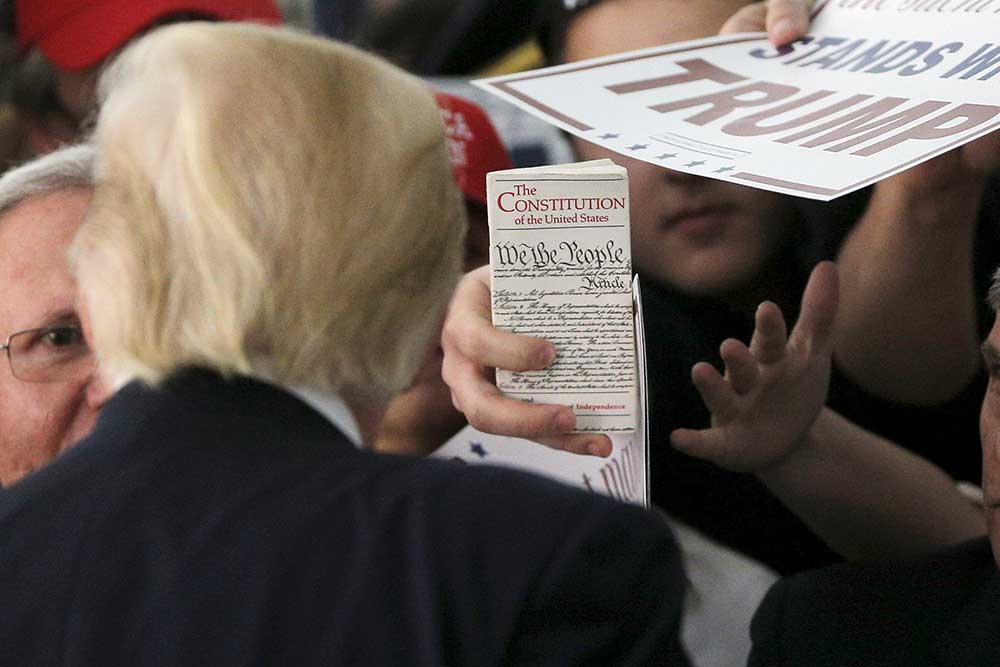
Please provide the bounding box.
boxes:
[663,203,734,240]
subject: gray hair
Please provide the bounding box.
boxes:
[990,267,1000,312]
[0,144,95,217]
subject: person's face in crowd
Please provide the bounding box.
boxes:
[52,65,99,132]
[21,65,100,157]
[564,0,797,298]
[54,66,99,122]
[979,313,1000,567]
[0,188,103,485]
[375,202,490,454]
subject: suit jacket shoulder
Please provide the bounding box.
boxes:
[749,538,1000,667]
[0,370,687,666]
[403,460,690,665]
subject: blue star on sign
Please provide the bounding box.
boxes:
[656,153,677,160]
[627,144,648,151]
[469,442,488,458]
[684,160,706,168]
[714,166,735,173]
[599,133,620,139]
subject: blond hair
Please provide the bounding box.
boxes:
[70,23,465,400]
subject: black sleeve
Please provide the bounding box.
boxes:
[748,579,790,667]
[828,363,984,484]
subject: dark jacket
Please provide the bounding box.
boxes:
[749,537,1000,666]
[0,369,687,666]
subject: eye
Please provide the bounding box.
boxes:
[982,346,1000,379]
[39,326,85,349]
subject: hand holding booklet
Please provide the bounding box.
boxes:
[433,159,650,506]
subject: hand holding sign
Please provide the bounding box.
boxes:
[884,129,1000,195]
[721,0,814,46]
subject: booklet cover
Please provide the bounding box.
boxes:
[487,159,636,433]
[433,277,650,508]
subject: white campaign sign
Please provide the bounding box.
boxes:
[474,0,1000,200]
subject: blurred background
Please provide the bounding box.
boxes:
[0,0,573,171]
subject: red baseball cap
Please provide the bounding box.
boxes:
[434,91,512,207]
[16,0,282,70]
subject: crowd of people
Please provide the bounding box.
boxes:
[1,0,999,665]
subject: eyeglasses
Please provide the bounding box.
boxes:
[0,325,97,383]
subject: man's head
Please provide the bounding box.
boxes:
[71,24,465,416]
[10,0,280,152]
[979,271,1000,566]
[376,92,511,454]
[545,0,799,298]
[0,144,102,486]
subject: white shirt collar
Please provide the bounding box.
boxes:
[282,383,364,449]
[244,362,364,448]
[110,367,365,449]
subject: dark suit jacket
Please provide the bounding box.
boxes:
[0,369,687,666]
[749,537,1000,666]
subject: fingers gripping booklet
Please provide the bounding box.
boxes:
[433,275,650,507]
[487,159,637,433]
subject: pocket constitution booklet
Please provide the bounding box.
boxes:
[487,159,636,434]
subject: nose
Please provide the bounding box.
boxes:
[660,167,703,187]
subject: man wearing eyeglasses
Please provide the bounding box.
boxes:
[0,145,104,486]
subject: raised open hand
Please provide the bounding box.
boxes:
[671,261,838,472]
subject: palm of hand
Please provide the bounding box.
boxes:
[707,337,831,472]
[671,262,839,474]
